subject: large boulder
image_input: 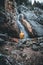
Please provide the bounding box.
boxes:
[0,10,20,38]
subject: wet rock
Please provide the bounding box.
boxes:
[34,42,40,46]
[4,45,13,51]
[38,37,43,43]
[0,38,5,46]
[32,44,39,51]
[22,53,27,59]
[37,14,43,25]
[0,33,8,40]
[22,39,27,44]
[40,43,43,47]
[18,39,32,47]
[17,39,26,48]
[0,54,12,65]
[39,47,43,54]
[4,41,16,46]
[26,41,31,47]
[0,53,20,65]
[17,42,23,48]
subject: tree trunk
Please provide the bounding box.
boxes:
[21,18,36,37]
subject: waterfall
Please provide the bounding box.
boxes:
[16,14,29,38]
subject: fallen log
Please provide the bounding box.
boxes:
[20,17,35,37]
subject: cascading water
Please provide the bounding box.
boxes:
[16,14,29,38]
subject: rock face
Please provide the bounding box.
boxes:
[0,8,20,38]
[5,0,20,38]
[0,11,19,37]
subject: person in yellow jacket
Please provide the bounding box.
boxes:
[19,31,24,39]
